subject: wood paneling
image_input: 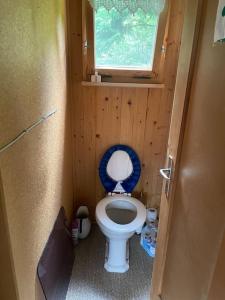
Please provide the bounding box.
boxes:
[81,81,165,88]
[72,85,173,219]
[67,0,185,218]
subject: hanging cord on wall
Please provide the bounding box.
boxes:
[0,109,57,154]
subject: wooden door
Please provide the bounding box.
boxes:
[150,0,203,299]
[151,0,225,299]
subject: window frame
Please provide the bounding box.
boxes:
[82,0,169,83]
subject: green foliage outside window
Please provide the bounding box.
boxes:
[94,8,159,70]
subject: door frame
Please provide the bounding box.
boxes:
[150,0,204,299]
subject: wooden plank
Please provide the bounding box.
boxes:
[119,88,148,199]
[142,89,164,208]
[95,87,122,205]
[81,81,165,89]
[67,0,82,83]
[82,0,94,81]
[73,85,96,219]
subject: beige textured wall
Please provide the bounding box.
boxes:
[0,1,73,299]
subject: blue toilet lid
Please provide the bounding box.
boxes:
[99,145,141,193]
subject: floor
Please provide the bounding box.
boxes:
[66,225,153,300]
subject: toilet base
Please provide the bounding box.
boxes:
[104,239,129,273]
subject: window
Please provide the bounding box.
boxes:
[94,8,159,71]
[82,1,168,83]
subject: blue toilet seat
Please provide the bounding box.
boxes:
[99,145,141,193]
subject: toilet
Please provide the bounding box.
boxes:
[95,145,146,273]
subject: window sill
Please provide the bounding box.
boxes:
[81,81,165,89]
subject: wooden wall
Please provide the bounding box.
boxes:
[68,0,185,218]
[0,1,73,299]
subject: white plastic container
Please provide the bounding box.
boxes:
[140,221,158,257]
[76,206,91,239]
[91,71,101,83]
[146,208,157,223]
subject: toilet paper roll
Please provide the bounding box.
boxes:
[147,208,158,222]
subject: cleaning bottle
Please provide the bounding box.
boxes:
[140,208,158,257]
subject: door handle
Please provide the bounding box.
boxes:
[160,168,171,180]
[160,156,173,199]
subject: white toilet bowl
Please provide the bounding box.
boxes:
[96,194,146,273]
[96,145,146,273]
